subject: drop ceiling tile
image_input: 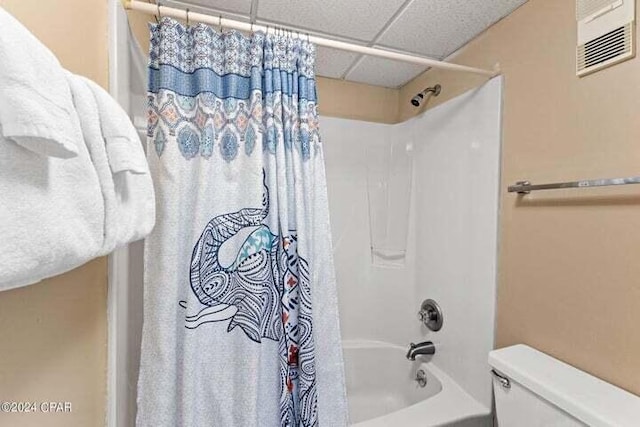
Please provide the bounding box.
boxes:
[346,55,426,88]
[315,47,360,79]
[166,0,253,16]
[378,0,527,58]
[257,0,406,41]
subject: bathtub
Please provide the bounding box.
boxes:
[343,340,492,427]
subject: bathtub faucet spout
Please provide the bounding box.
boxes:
[406,341,436,361]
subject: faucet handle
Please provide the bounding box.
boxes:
[417,299,444,332]
[417,308,434,322]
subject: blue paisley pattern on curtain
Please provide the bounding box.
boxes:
[147,17,321,161]
[187,172,317,426]
[147,17,321,427]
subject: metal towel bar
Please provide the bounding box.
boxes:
[508,176,640,194]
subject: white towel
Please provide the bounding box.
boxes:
[0,8,154,290]
[82,76,156,249]
[0,107,105,291]
[66,73,119,254]
[0,7,80,158]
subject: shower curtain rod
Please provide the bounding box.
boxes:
[123,0,499,77]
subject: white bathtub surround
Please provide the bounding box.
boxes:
[321,118,417,348]
[344,340,442,423]
[366,137,413,267]
[343,341,490,427]
[321,77,502,425]
[409,77,503,410]
[490,345,640,427]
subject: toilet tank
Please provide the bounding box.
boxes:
[489,345,640,427]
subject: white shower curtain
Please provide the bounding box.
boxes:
[136,18,348,427]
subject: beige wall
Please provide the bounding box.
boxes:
[400,0,640,395]
[316,77,399,124]
[0,1,108,426]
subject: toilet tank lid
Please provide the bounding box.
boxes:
[489,345,640,427]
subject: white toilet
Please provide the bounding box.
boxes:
[489,345,640,426]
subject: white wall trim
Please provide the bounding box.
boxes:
[107,2,132,426]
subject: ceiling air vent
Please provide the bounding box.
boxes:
[577,0,623,20]
[576,0,635,76]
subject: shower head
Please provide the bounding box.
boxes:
[410,84,441,107]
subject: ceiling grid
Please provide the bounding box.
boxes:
[339,0,415,80]
[162,0,528,88]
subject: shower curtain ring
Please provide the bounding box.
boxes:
[185,8,190,27]
[156,1,162,19]
[218,14,223,31]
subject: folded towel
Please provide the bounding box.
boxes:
[0,7,80,158]
[80,76,156,250]
[66,73,119,254]
[0,109,105,291]
[0,7,154,290]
